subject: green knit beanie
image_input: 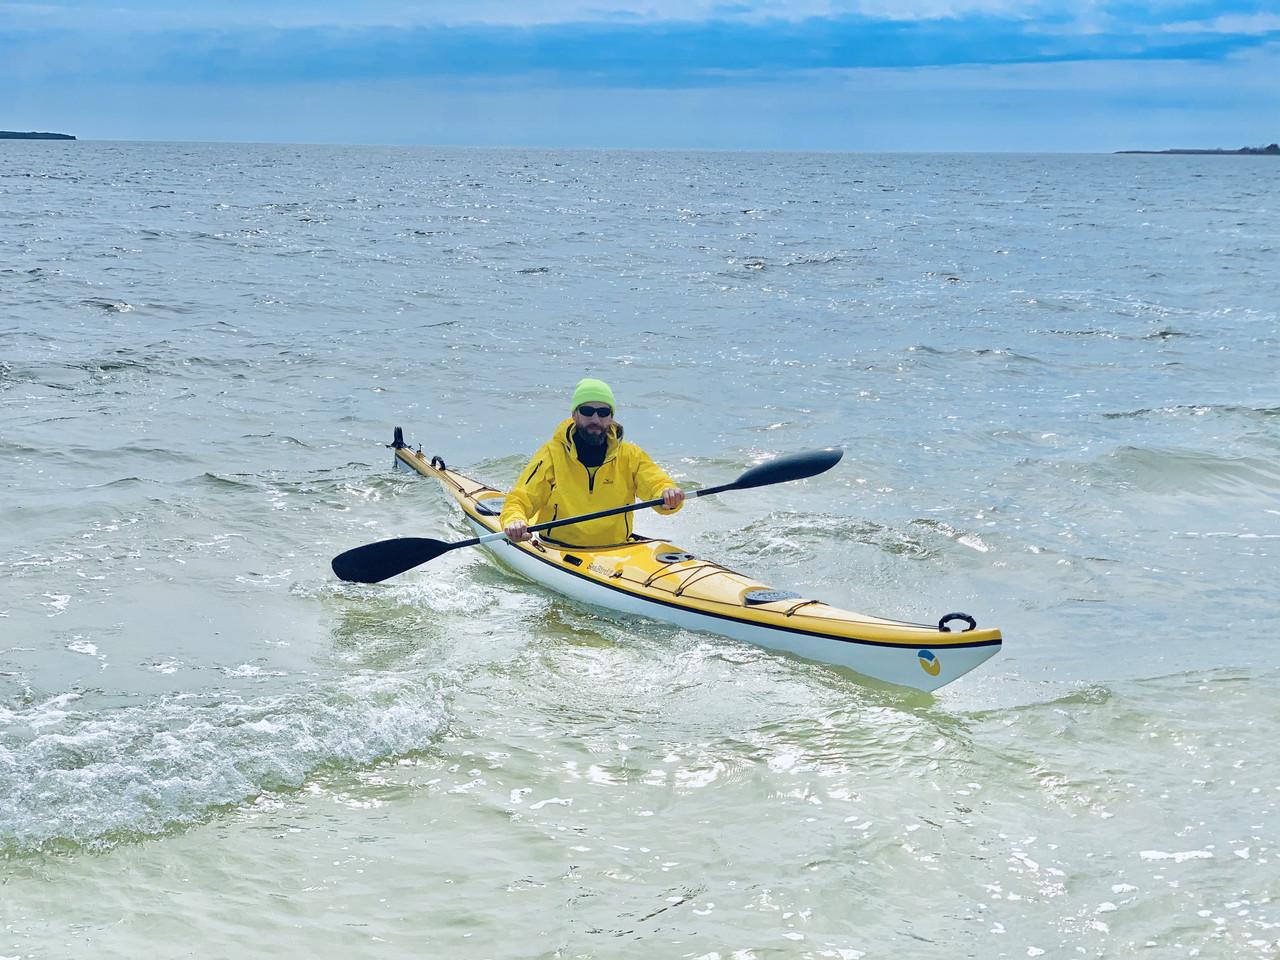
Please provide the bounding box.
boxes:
[571,378,616,412]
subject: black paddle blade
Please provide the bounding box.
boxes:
[732,447,843,490]
[331,536,451,583]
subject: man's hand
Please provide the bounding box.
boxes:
[661,488,685,510]
[504,520,531,542]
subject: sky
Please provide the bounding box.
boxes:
[2,0,1278,150]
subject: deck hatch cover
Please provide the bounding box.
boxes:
[743,589,803,605]
[655,551,696,563]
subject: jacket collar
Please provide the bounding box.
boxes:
[556,417,622,460]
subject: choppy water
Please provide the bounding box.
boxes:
[2,141,1278,957]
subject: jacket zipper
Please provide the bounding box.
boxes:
[577,451,615,493]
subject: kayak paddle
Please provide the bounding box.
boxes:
[331,447,843,584]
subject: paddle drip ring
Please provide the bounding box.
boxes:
[937,612,977,632]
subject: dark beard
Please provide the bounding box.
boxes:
[574,425,607,467]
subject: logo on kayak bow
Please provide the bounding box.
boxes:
[917,650,941,677]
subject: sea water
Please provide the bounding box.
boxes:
[1,141,1277,958]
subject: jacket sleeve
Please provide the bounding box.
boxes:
[501,446,555,528]
[632,444,683,515]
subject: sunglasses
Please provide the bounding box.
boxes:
[576,404,613,418]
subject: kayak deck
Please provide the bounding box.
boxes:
[392,438,1002,692]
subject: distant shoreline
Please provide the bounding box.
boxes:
[1116,143,1278,156]
[0,131,77,140]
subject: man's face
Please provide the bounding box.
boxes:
[572,403,613,442]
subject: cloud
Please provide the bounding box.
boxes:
[2,0,1276,30]
[1162,11,1280,33]
[6,6,1279,89]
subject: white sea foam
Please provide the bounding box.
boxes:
[1139,850,1214,863]
[0,673,447,851]
[66,636,99,657]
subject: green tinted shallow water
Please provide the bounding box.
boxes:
[1,143,1277,957]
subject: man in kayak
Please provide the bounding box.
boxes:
[501,378,685,547]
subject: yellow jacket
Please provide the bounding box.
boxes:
[499,419,682,547]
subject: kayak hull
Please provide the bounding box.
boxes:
[393,441,1001,692]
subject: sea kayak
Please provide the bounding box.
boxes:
[391,431,1002,692]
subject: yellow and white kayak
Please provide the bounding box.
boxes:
[393,435,1002,692]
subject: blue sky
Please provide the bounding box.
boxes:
[3,0,1277,149]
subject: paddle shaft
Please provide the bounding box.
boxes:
[447,484,726,553]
